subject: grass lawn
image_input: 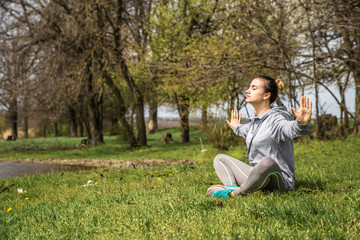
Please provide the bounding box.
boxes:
[1,127,360,239]
[0,127,220,162]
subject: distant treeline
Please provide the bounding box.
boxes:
[0,0,359,146]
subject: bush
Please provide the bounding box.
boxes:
[204,115,244,150]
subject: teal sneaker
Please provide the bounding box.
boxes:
[207,185,238,198]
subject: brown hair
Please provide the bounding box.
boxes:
[256,75,284,104]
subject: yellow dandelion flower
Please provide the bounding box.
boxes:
[25,197,29,200]
[7,208,12,212]
[312,149,315,152]
[157,177,162,181]
[168,173,172,176]
[176,171,179,173]
[95,182,98,185]
[214,171,216,173]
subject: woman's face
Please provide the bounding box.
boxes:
[245,78,270,104]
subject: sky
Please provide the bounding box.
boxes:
[154,83,356,120]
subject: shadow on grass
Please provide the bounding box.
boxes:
[294,179,327,192]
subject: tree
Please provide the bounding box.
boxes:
[331,0,360,134]
[150,0,229,142]
[0,3,36,139]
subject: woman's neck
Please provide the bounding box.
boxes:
[253,102,271,116]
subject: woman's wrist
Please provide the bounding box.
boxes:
[297,120,309,125]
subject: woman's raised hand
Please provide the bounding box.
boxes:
[292,96,312,124]
[225,109,241,130]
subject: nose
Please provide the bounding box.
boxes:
[246,88,250,94]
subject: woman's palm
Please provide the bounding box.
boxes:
[292,96,312,124]
[225,109,241,130]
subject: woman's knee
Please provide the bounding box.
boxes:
[257,157,279,173]
[213,154,226,163]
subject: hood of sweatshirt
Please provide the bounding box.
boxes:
[251,104,291,121]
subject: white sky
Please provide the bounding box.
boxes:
[154,83,356,120]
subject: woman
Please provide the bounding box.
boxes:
[207,75,312,198]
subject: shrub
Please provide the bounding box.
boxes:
[204,114,244,150]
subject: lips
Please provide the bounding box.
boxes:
[246,95,250,98]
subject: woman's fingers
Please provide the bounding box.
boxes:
[299,96,313,110]
[225,119,233,130]
[229,110,241,127]
[226,110,243,130]
[232,109,239,120]
[306,97,309,109]
[294,96,313,124]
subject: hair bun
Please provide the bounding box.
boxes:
[275,79,285,91]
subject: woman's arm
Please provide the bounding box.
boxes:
[270,96,312,142]
[269,114,310,142]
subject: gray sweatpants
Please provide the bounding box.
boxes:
[213,154,286,196]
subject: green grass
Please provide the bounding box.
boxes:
[0,126,220,161]
[1,128,360,239]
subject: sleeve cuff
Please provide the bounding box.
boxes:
[296,120,310,132]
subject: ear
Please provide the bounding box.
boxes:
[263,92,271,101]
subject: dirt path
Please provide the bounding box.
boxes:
[0,158,198,169]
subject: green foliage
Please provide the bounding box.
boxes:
[204,114,245,150]
[1,136,360,238]
[47,124,70,137]
[148,0,233,107]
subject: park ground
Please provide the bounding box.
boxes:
[1,126,360,239]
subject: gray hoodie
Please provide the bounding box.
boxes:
[233,105,310,189]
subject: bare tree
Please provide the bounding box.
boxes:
[331,0,360,135]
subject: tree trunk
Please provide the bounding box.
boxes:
[201,105,207,129]
[135,100,147,145]
[103,72,137,147]
[118,55,147,145]
[78,121,84,137]
[110,117,118,136]
[69,107,78,137]
[352,70,360,134]
[339,85,350,134]
[41,120,47,137]
[286,73,296,120]
[24,115,29,139]
[23,95,29,139]
[54,122,58,137]
[332,0,360,135]
[85,101,103,146]
[305,1,320,138]
[147,99,158,134]
[86,93,103,145]
[84,69,103,146]
[8,96,18,139]
[175,94,190,143]
[113,0,146,146]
